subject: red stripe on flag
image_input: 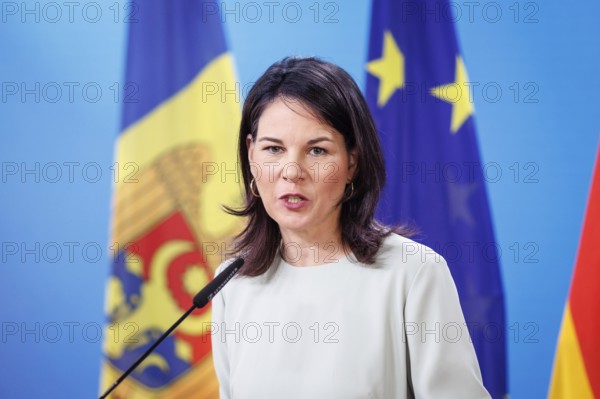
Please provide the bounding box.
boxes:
[569,142,600,397]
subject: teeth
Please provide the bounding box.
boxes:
[286,196,302,203]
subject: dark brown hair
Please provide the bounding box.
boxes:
[226,56,405,276]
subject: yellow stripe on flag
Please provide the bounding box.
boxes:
[113,53,243,240]
[548,305,594,399]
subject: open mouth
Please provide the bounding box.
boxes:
[279,193,308,205]
[284,195,304,203]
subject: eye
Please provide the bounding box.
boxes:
[309,147,327,156]
[264,146,283,154]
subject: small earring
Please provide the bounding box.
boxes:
[250,178,260,198]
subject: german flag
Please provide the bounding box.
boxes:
[549,142,600,398]
[100,1,241,397]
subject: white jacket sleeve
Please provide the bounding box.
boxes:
[211,262,231,399]
[404,258,491,399]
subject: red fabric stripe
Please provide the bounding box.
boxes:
[569,142,600,397]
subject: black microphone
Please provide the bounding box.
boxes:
[193,257,243,307]
[99,257,244,399]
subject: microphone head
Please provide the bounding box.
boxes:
[193,257,244,308]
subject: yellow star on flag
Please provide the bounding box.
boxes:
[366,30,405,107]
[430,56,474,134]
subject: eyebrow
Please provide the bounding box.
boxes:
[257,136,333,145]
[257,137,283,144]
[307,137,333,145]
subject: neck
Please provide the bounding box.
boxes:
[279,229,347,266]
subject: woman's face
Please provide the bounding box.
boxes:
[248,98,357,242]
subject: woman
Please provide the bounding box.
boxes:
[212,57,490,399]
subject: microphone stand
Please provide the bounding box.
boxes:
[99,258,244,399]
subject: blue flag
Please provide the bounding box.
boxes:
[366,1,507,397]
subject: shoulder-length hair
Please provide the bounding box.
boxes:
[226,56,405,276]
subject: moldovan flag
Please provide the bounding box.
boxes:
[549,143,600,398]
[100,1,242,397]
[365,0,507,397]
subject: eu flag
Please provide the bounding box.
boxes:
[366,1,507,397]
[100,1,242,397]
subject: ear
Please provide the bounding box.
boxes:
[347,148,358,181]
[246,134,255,164]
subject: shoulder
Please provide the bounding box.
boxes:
[374,233,452,288]
[213,258,247,293]
[212,258,244,305]
[377,233,447,270]
[215,258,238,275]
[214,256,277,296]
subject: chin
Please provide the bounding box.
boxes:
[276,220,311,232]
[272,215,313,233]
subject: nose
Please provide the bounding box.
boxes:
[281,161,304,183]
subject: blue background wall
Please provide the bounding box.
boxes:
[1,1,599,398]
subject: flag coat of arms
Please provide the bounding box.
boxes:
[100,1,241,397]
